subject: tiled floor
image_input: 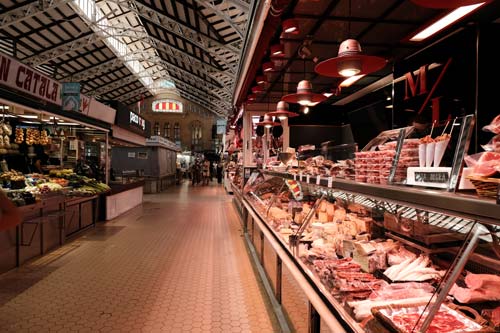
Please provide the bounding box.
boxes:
[0,182,280,332]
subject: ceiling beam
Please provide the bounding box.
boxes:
[113,0,240,56]
[0,0,72,29]
[22,32,102,67]
[116,86,149,103]
[192,0,246,40]
[59,57,126,82]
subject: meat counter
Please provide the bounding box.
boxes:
[233,170,500,333]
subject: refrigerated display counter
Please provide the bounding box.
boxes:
[233,170,500,333]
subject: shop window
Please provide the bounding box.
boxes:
[174,123,180,141]
[154,122,160,136]
[164,123,170,139]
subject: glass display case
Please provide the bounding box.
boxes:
[238,170,500,333]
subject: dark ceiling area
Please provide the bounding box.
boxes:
[1,0,500,120]
[237,0,500,111]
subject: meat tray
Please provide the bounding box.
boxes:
[371,302,492,333]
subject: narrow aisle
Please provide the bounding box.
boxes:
[0,183,280,332]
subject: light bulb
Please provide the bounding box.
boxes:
[265,124,272,129]
[337,59,362,77]
[298,96,311,106]
[338,68,361,77]
[303,107,310,114]
[278,115,287,120]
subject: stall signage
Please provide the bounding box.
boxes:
[62,82,80,111]
[0,53,61,105]
[152,99,183,113]
[129,111,146,130]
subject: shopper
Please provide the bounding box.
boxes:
[191,161,200,186]
[0,190,22,231]
[216,162,223,184]
[202,159,210,185]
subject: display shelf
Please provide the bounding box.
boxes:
[242,171,500,333]
[263,170,500,226]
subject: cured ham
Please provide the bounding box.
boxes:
[483,114,500,134]
[450,284,500,303]
[466,151,500,177]
[464,273,500,290]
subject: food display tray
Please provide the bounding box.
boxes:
[371,302,492,333]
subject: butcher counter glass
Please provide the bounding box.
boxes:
[238,171,500,333]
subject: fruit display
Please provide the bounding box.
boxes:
[49,169,75,178]
[49,178,69,187]
[40,130,49,145]
[25,128,40,145]
[2,123,12,136]
[15,128,23,144]
[4,135,10,148]
[0,170,25,182]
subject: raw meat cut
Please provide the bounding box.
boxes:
[391,311,467,333]
[464,273,500,290]
[466,151,500,177]
[483,115,500,134]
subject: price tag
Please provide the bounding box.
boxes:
[299,172,303,181]
[316,176,321,185]
[328,177,333,188]
[293,174,297,181]
[306,175,310,183]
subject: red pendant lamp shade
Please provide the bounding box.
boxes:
[256,114,279,128]
[267,101,299,120]
[282,80,327,106]
[282,18,300,34]
[256,76,267,85]
[411,0,488,8]
[262,61,275,72]
[270,44,285,57]
[252,85,264,94]
[315,39,387,78]
[247,94,256,101]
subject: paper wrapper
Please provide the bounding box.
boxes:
[433,139,449,167]
[419,144,426,167]
[426,142,435,167]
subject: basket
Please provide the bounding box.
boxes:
[466,175,500,198]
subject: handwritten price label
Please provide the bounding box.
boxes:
[328,177,333,188]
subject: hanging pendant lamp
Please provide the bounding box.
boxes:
[266,101,299,120]
[282,80,327,106]
[256,114,279,128]
[315,39,387,78]
[411,0,488,8]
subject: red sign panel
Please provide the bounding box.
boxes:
[0,53,61,105]
[152,99,183,113]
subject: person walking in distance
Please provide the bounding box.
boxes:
[202,159,210,185]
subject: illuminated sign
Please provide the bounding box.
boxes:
[152,99,183,113]
[130,111,146,130]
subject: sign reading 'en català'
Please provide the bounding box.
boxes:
[152,99,183,113]
[0,53,61,105]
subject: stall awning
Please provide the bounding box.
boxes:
[112,125,146,146]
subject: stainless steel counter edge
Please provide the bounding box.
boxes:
[263,171,500,226]
[242,197,363,333]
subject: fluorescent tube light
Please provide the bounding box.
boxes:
[410,3,485,42]
[18,114,39,119]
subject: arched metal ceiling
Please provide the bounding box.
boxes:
[0,0,253,117]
